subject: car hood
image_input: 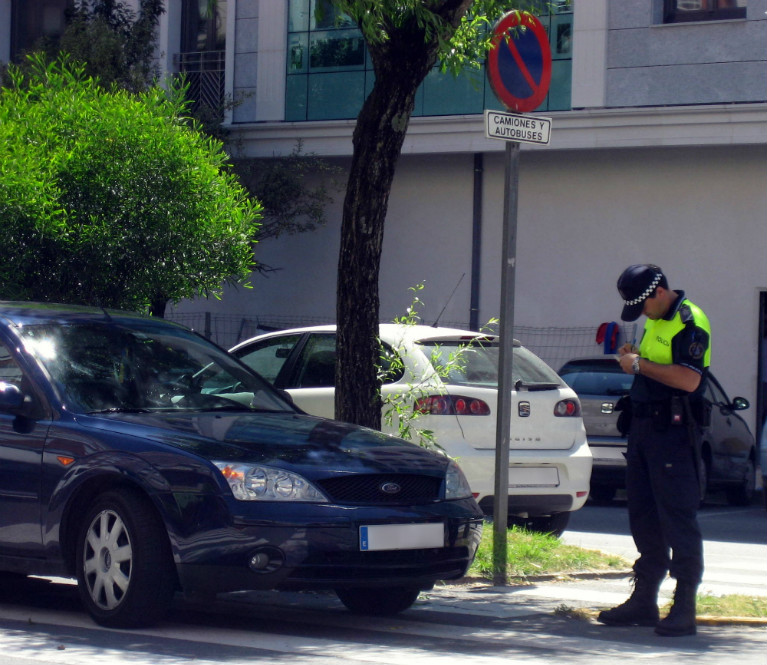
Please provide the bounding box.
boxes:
[77,410,449,476]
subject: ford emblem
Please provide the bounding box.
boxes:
[380,482,402,494]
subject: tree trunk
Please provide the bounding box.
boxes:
[149,297,167,318]
[335,16,448,429]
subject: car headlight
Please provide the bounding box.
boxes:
[213,462,328,502]
[445,460,473,500]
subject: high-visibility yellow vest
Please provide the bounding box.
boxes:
[639,299,711,369]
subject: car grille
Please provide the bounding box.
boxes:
[286,546,471,583]
[316,474,442,504]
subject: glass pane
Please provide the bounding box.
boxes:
[184,0,227,52]
[380,343,405,384]
[0,343,23,387]
[288,0,309,32]
[311,0,355,30]
[285,74,308,120]
[665,0,747,21]
[677,1,711,12]
[288,33,308,73]
[421,67,485,116]
[551,14,572,59]
[294,335,337,388]
[547,59,571,111]
[310,30,365,71]
[307,72,365,120]
[11,0,68,58]
[235,334,303,384]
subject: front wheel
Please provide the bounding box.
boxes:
[76,489,176,628]
[335,586,421,616]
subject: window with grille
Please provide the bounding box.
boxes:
[177,0,227,117]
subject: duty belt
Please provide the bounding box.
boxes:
[632,401,668,418]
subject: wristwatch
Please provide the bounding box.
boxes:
[632,356,641,375]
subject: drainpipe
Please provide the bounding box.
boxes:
[470,153,483,331]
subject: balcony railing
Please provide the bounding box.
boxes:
[174,50,226,116]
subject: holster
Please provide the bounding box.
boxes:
[615,395,632,436]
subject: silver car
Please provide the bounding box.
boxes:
[558,356,757,506]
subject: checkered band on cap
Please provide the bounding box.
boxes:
[623,272,662,306]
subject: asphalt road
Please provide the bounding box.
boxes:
[1,493,766,665]
[563,491,767,598]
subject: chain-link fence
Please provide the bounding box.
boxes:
[166,310,638,371]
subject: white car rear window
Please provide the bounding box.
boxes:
[419,341,562,388]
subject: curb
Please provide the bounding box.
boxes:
[444,569,634,586]
[570,607,767,627]
[441,572,767,627]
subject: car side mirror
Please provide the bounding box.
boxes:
[0,382,24,412]
[731,396,749,411]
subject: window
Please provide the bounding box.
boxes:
[294,335,337,388]
[9,0,70,61]
[0,343,23,388]
[177,0,227,117]
[664,0,746,23]
[286,0,573,121]
[181,0,227,52]
[235,334,303,385]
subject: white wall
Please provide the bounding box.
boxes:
[182,142,766,429]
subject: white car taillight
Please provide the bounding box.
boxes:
[553,399,581,417]
[415,395,491,416]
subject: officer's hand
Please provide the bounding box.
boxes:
[618,343,637,357]
[619,352,638,375]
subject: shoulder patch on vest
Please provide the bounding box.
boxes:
[689,341,705,360]
[679,303,694,324]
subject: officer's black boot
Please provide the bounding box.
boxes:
[597,576,661,627]
[655,581,697,636]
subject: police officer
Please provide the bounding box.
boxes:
[597,264,711,637]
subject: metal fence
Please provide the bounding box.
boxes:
[165,310,637,371]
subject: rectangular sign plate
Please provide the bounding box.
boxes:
[359,522,444,552]
[508,466,560,488]
[485,109,552,145]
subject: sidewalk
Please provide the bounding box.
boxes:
[422,572,767,627]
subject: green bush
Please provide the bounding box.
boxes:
[0,54,261,314]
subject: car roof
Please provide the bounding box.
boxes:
[234,323,518,348]
[0,301,161,326]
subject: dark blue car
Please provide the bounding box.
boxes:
[0,302,482,627]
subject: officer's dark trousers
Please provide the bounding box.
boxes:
[625,414,703,585]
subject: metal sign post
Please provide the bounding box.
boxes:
[486,11,552,586]
[492,140,519,586]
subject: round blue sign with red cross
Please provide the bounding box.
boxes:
[487,12,552,113]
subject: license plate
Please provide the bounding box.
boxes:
[359,522,444,551]
[508,466,559,488]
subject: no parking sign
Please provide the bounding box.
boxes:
[486,11,554,583]
[487,11,552,113]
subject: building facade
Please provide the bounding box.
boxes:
[2,0,766,431]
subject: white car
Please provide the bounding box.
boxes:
[230,324,592,535]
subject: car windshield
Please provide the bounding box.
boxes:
[18,319,293,414]
[558,361,633,396]
[419,340,563,389]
